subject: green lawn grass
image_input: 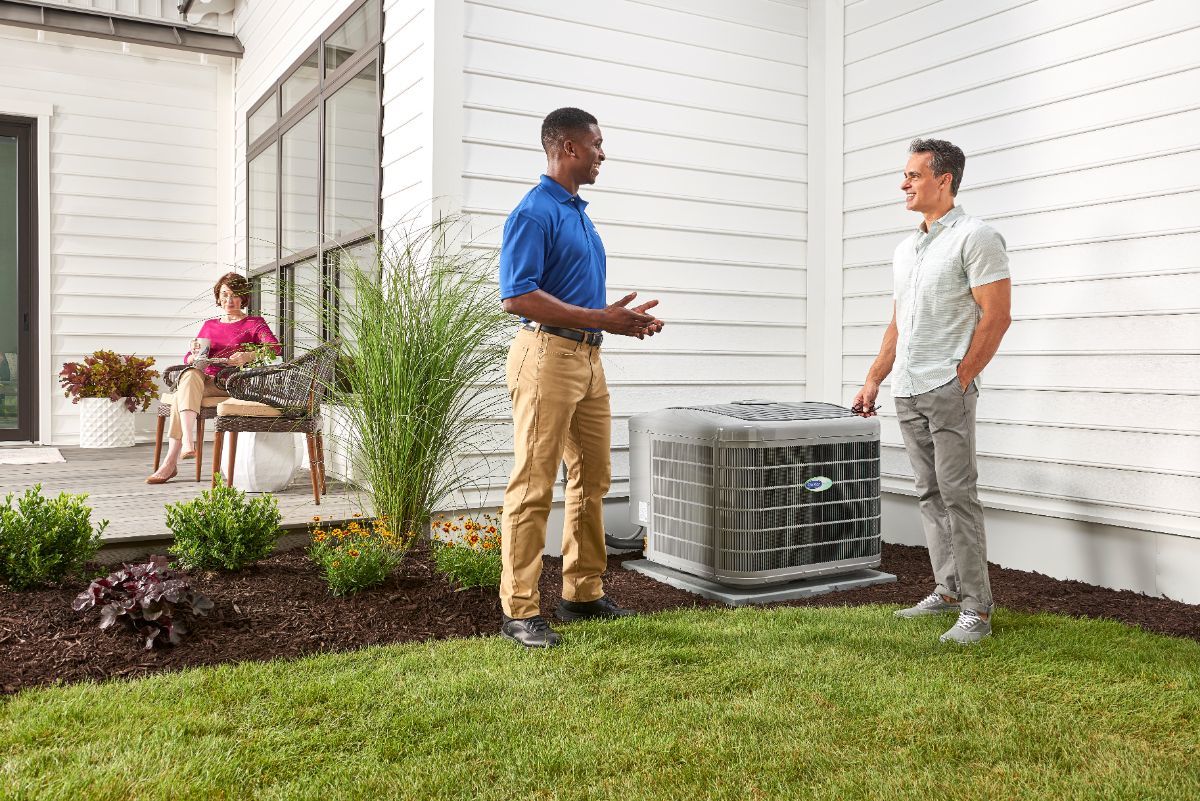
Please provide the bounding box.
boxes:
[2,606,1198,800]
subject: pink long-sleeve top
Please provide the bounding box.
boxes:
[184,316,282,377]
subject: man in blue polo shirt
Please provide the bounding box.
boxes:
[498,107,664,648]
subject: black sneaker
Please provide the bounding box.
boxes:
[555,595,636,622]
[500,615,562,648]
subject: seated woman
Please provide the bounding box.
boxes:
[146,272,281,484]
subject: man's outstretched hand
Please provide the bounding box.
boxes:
[598,292,665,339]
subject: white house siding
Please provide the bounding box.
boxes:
[36,1,233,33]
[39,0,180,21]
[379,0,438,227]
[0,26,231,444]
[835,0,1200,600]
[444,0,809,509]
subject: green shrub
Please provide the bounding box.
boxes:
[430,512,502,591]
[0,485,107,589]
[165,480,281,571]
[309,515,406,595]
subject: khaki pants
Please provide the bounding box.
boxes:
[169,368,228,439]
[894,378,993,614]
[501,327,612,620]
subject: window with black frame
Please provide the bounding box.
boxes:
[246,0,381,360]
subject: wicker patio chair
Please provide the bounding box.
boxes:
[210,341,340,504]
[151,363,224,482]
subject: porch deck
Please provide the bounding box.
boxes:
[0,444,366,560]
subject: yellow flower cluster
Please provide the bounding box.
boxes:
[431,509,502,551]
[311,514,407,556]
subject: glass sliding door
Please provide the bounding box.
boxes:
[0,118,35,442]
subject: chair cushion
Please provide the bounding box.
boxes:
[216,399,283,418]
[160,393,224,408]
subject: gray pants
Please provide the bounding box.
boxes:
[894,379,993,614]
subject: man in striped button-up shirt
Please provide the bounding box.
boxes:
[853,138,1012,644]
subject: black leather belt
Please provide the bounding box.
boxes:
[521,323,603,346]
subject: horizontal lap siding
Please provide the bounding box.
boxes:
[380,0,429,222]
[457,0,808,504]
[38,0,179,22]
[839,0,1200,537]
[0,28,228,444]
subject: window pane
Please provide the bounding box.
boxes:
[248,143,277,269]
[332,240,378,345]
[292,259,323,355]
[282,51,319,114]
[324,61,378,241]
[249,270,279,335]
[281,110,319,256]
[278,266,294,360]
[325,0,379,76]
[248,97,277,143]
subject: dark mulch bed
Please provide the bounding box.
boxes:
[2,541,1197,695]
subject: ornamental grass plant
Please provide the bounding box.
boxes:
[319,218,512,542]
[430,511,503,590]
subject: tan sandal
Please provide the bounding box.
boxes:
[145,467,178,485]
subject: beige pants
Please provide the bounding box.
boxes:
[501,327,612,620]
[169,368,228,439]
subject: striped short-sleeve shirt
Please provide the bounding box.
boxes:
[891,205,1010,398]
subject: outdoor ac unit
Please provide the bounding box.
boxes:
[628,401,882,587]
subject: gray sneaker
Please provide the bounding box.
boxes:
[894,591,960,619]
[939,609,992,644]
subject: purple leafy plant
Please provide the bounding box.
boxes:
[72,556,214,649]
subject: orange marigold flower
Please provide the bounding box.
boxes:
[332,560,341,568]
[312,516,322,522]
[353,512,362,518]
[348,549,360,557]
[487,526,497,534]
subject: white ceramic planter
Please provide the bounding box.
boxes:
[231,432,300,493]
[78,397,135,448]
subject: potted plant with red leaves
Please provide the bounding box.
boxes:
[59,350,160,448]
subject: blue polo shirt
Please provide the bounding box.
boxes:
[499,175,607,325]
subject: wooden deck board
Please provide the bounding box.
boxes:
[0,444,370,544]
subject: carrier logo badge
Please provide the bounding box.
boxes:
[803,476,833,492]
